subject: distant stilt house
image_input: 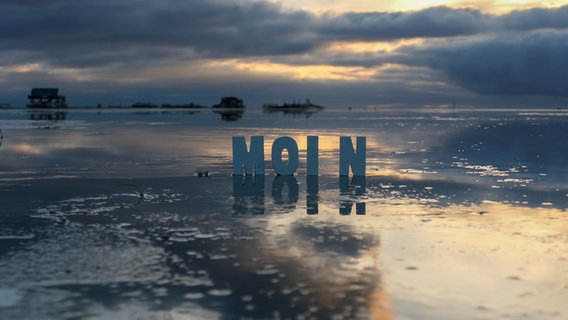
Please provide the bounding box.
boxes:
[212,97,245,109]
[27,88,67,108]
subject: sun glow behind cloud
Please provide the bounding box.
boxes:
[8,63,43,73]
[324,39,424,53]
[6,62,97,82]
[200,38,424,83]
[273,0,566,13]
[229,60,379,81]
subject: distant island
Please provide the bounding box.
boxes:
[211,97,245,109]
[211,97,245,121]
[262,99,325,117]
[262,99,324,111]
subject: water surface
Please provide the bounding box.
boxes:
[0,107,567,319]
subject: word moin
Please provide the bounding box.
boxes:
[232,136,366,176]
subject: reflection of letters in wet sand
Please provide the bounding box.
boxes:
[307,175,319,215]
[340,176,366,215]
[232,175,366,215]
[271,175,299,205]
[232,175,265,215]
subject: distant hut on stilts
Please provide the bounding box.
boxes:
[27,88,67,108]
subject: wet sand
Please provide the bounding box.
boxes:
[0,108,567,319]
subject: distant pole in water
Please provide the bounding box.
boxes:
[452,100,456,118]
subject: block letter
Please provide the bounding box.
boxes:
[340,136,366,176]
[307,136,319,176]
[233,136,264,175]
[272,136,299,175]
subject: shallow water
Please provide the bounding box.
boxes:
[0,107,567,319]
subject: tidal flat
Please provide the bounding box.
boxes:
[0,107,567,319]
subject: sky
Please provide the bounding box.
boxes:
[1,0,568,108]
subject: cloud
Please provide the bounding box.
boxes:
[3,1,568,68]
[297,29,568,97]
[2,1,568,106]
[318,6,490,40]
[271,5,568,97]
[318,5,568,41]
[0,0,318,67]
[392,30,568,96]
[498,5,568,31]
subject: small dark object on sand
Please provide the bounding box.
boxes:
[197,171,210,178]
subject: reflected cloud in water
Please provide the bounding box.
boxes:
[0,175,389,319]
[0,171,566,318]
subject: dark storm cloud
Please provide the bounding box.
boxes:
[310,29,568,97]
[0,0,318,66]
[3,1,568,66]
[273,5,568,97]
[318,6,490,40]
[318,5,568,41]
[384,30,568,96]
[499,5,568,31]
[435,32,568,96]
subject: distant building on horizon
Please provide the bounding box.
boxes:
[211,96,245,109]
[27,88,67,108]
